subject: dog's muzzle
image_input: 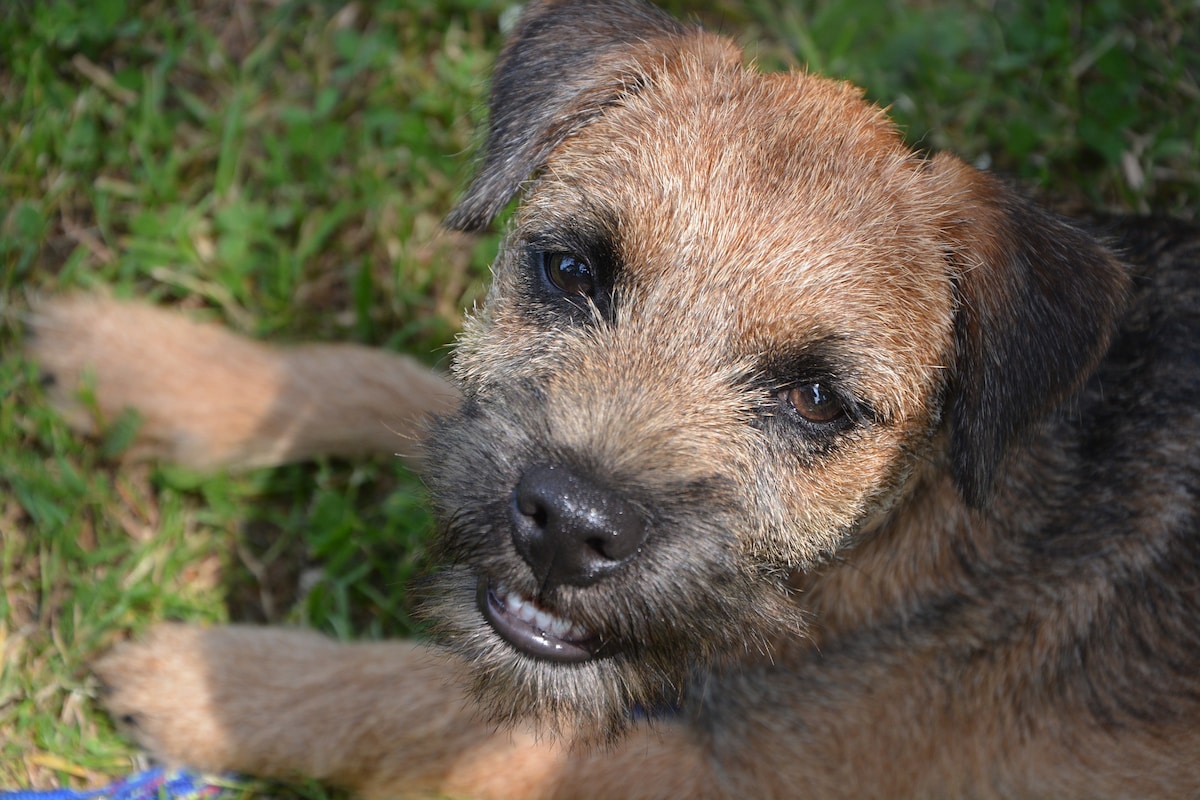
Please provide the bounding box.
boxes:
[477,462,647,662]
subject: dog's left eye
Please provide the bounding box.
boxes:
[780,383,845,425]
[543,252,596,298]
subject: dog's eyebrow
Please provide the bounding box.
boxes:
[524,222,618,263]
[759,336,854,380]
[523,182,623,243]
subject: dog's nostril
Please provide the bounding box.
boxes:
[510,463,646,588]
[515,491,549,526]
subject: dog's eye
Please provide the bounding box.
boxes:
[780,383,845,424]
[543,252,595,298]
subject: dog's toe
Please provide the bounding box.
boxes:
[93,623,237,770]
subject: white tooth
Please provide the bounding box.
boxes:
[534,610,553,632]
[517,600,538,626]
[507,592,529,620]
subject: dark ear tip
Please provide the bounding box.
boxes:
[948,383,1011,509]
[442,202,491,233]
[951,447,995,509]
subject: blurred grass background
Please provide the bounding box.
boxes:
[1,0,1196,794]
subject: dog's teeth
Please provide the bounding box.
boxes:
[546,617,571,639]
[503,589,519,609]
[504,590,529,619]
[498,585,588,641]
[563,621,589,640]
[512,594,538,625]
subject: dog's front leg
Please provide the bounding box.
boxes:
[95,624,483,791]
[96,624,720,799]
[28,295,458,470]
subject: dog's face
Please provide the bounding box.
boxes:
[421,0,1128,739]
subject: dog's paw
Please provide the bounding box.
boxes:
[94,623,242,771]
[94,622,390,778]
[26,294,287,470]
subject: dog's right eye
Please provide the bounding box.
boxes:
[780,383,846,425]
[542,252,596,298]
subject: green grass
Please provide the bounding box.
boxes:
[1,0,506,790]
[1,0,1196,794]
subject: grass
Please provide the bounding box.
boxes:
[1,0,1196,794]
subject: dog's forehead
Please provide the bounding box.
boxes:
[523,60,954,368]
[534,65,947,277]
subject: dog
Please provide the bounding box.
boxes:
[28,0,1200,797]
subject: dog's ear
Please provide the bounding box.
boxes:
[445,0,735,232]
[929,153,1130,507]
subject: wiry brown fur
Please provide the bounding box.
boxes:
[29,0,1200,797]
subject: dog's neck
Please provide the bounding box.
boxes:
[791,459,989,649]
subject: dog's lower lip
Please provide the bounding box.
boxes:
[476,579,600,663]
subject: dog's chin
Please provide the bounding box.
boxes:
[419,565,808,743]
[418,568,685,742]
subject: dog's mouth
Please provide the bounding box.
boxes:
[476,578,605,663]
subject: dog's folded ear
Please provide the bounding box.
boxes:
[929,153,1131,507]
[445,0,736,232]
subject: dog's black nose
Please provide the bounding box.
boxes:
[510,463,647,588]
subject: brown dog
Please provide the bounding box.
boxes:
[31,0,1200,797]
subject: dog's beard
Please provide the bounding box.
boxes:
[418,567,671,741]
[418,561,807,743]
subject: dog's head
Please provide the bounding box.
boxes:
[421,0,1129,739]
